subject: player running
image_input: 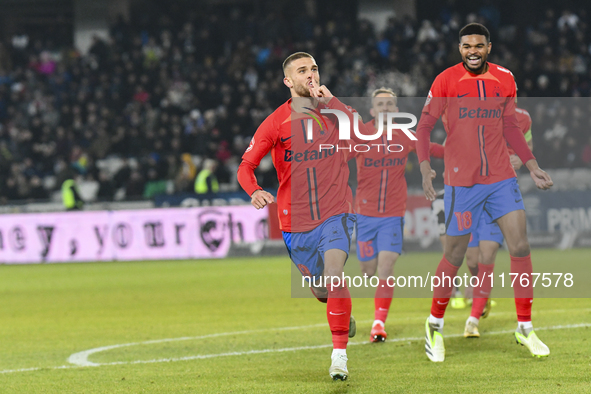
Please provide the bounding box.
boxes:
[237,52,364,380]
[353,88,444,342]
[416,23,553,362]
[463,96,534,338]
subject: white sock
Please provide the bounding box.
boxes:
[518,321,533,330]
[331,348,347,358]
[429,314,444,329]
[373,319,384,327]
[467,316,479,326]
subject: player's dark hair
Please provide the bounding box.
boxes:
[459,23,490,42]
[282,52,314,75]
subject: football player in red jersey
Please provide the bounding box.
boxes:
[416,23,553,362]
[238,52,366,380]
[352,88,443,342]
[462,88,534,337]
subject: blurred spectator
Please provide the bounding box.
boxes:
[194,159,219,194]
[61,171,84,210]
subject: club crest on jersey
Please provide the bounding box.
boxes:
[245,137,255,153]
[425,90,433,106]
[493,86,502,97]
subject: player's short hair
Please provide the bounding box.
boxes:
[282,52,314,75]
[371,87,397,105]
[459,23,490,43]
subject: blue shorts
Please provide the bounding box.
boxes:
[283,213,355,279]
[468,213,504,248]
[355,215,404,261]
[444,177,524,237]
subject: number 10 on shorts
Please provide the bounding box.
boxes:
[454,211,472,231]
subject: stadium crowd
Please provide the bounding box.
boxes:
[0,3,590,203]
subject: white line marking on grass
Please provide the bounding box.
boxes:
[86,322,591,367]
[2,319,589,374]
[67,320,374,367]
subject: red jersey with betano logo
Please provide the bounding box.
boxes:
[241,98,354,233]
[423,62,517,187]
[354,119,443,217]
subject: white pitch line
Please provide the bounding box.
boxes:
[67,306,591,367]
[1,322,589,375]
[76,322,591,367]
[67,320,374,367]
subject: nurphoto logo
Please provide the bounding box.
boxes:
[315,109,418,153]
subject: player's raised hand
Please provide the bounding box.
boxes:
[309,80,333,105]
[420,161,437,201]
[251,189,275,209]
[530,167,553,190]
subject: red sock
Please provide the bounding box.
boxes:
[374,279,394,323]
[511,254,533,322]
[470,263,495,318]
[327,283,352,349]
[431,256,460,318]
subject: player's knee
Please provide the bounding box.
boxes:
[360,260,377,277]
[446,247,466,266]
[465,254,478,267]
[361,266,376,278]
[480,251,496,265]
[509,239,530,257]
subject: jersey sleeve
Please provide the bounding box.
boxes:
[417,73,448,163]
[237,114,277,196]
[503,85,535,164]
[428,142,445,158]
[422,73,448,119]
[523,115,532,143]
[409,138,445,159]
[241,114,276,166]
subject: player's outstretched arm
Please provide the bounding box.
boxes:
[420,161,437,201]
[524,159,553,190]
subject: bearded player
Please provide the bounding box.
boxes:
[238,52,365,380]
[353,88,444,342]
[416,23,553,362]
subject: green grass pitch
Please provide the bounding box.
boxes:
[1,249,590,393]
